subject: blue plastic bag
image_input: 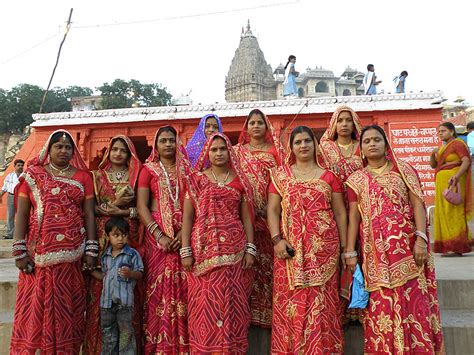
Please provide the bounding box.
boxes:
[348,264,369,309]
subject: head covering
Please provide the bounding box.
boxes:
[30,129,88,170]
[186,114,223,167]
[98,135,142,189]
[195,132,254,218]
[147,125,192,177]
[285,127,323,168]
[238,110,285,164]
[321,105,362,142]
[361,126,425,203]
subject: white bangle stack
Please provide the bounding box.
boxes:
[180,246,193,259]
[245,242,257,257]
[85,240,99,258]
[343,251,358,259]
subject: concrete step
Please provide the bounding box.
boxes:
[0,247,12,259]
[434,252,474,310]
[0,239,12,248]
[0,310,13,355]
[0,259,17,312]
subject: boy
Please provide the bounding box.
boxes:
[91,217,144,355]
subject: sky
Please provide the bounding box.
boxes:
[1,0,473,106]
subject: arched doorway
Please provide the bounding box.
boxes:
[315,81,329,93]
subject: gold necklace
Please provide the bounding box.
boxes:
[367,160,389,175]
[249,141,267,150]
[211,169,230,187]
[337,141,353,150]
[49,162,70,176]
[293,165,318,180]
[109,167,128,183]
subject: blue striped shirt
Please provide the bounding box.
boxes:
[100,244,144,308]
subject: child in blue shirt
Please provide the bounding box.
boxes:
[91,217,144,355]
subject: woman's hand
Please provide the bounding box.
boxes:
[345,255,358,272]
[167,237,181,252]
[83,255,96,271]
[114,188,135,207]
[182,256,194,272]
[242,253,256,269]
[431,147,439,155]
[15,254,35,274]
[274,239,293,260]
[413,239,428,267]
[448,175,459,187]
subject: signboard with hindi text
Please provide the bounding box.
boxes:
[388,122,440,205]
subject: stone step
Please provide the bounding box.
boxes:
[0,310,13,355]
[0,247,12,259]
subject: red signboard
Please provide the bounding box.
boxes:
[388,122,440,206]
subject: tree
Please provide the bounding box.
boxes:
[98,79,172,109]
[0,84,93,133]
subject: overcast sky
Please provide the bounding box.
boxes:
[1,0,472,106]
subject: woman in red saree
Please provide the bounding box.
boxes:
[84,135,143,354]
[345,125,444,354]
[319,105,363,182]
[267,126,347,354]
[11,130,96,354]
[181,133,256,354]
[233,108,284,328]
[430,122,472,255]
[136,126,190,354]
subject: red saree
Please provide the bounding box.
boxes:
[233,113,284,328]
[138,127,190,354]
[186,133,255,354]
[84,135,143,354]
[269,165,344,354]
[346,154,444,354]
[11,130,93,354]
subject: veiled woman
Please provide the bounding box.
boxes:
[11,130,96,354]
[345,125,444,354]
[267,126,347,354]
[186,113,223,167]
[233,108,284,328]
[84,135,143,354]
[181,133,256,354]
[137,126,191,353]
[319,105,363,183]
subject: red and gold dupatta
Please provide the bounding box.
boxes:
[319,105,363,181]
[143,125,192,238]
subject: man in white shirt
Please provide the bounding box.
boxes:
[0,159,24,239]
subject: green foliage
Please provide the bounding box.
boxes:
[97,79,172,109]
[0,79,170,133]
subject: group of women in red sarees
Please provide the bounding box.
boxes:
[10,106,445,355]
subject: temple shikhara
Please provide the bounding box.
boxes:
[0,23,444,218]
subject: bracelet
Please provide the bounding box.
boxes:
[179,246,193,258]
[12,244,27,252]
[271,234,282,246]
[415,230,429,244]
[13,239,27,246]
[146,221,158,233]
[129,207,137,219]
[415,242,428,249]
[343,251,358,259]
[85,240,99,246]
[14,252,28,261]
[245,242,257,257]
[85,251,99,258]
[85,245,99,251]
[149,224,159,236]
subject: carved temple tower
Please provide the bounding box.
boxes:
[225,21,277,102]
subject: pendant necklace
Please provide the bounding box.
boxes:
[159,161,180,209]
[249,141,267,150]
[109,167,128,183]
[211,169,230,187]
[367,160,389,175]
[49,162,70,176]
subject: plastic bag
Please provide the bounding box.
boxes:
[348,264,369,309]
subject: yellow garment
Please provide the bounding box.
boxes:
[434,148,472,254]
